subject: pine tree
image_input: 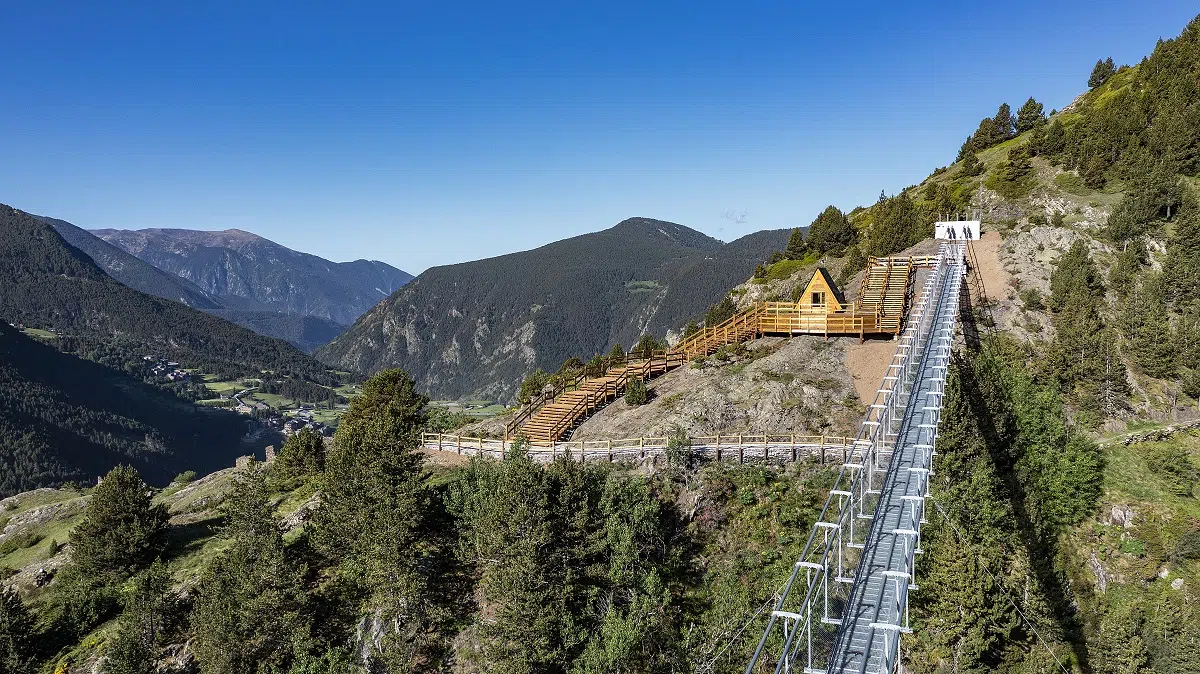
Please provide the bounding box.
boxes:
[105,560,182,674]
[992,103,1016,142]
[956,135,975,162]
[1016,97,1046,133]
[1091,602,1154,674]
[1163,197,1200,304]
[869,193,927,256]
[309,368,439,669]
[806,205,856,255]
[960,150,984,177]
[1048,241,1104,311]
[1119,277,1177,379]
[1108,240,1147,297]
[0,588,34,674]
[449,450,573,672]
[273,427,326,481]
[1089,57,1116,88]
[190,467,311,674]
[784,227,807,260]
[624,376,649,405]
[69,465,168,581]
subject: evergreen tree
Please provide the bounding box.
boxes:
[309,368,439,670]
[703,296,737,327]
[449,450,578,673]
[1016,97,1046,133]
[1048,241,1104,312]
[1089,57,1116,88]
[870,193,928,256]
[69,465,168,581]
[190,466,311,674]
[784,227,808,260]
[992,102,1017,142]
[1038,119,1068,157]
[518,368,551,404]
[632,333,667,356]
[1175,308,1200,370]
[1091,602,1154,674]
[806,205,856,255]
[1163,197,1200,305]
[0,588,34,674]
[105,560,182,674]
[1119,276,1178,379]
[956,135,975,162]
[960,150,985,177]
[1106,161,1185,241]
[624,376,649,405]
[574,475,678,673]
[971,116,1003,149]
[1108,240,1148,298]
[273,427,326,482]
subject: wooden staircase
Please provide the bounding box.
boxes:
[510,257,920,444]
[855,257,913,333]
[674,304,765,360]
[512,355,685,443]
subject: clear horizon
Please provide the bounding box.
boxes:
[4,1,1197,274]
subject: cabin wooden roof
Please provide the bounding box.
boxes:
[801,267,847,307]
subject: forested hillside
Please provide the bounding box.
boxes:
[46,218,347,351]
[44,217,222,311]
[0,205,337,382]
[317,218,790,400]
[0,322,258,496]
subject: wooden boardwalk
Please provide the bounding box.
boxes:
[510,256,934,443]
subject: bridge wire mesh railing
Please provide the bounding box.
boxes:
[742,245,959,674]
[830,243,965,674]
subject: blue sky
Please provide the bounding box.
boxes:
[3,2,1197,274]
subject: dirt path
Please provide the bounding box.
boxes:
[970,230,1011,303]
[844,339,897,405]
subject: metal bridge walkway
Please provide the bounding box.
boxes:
[744,242,967,674]
[826,243,965,673]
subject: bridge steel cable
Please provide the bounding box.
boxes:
[743,243,967,674]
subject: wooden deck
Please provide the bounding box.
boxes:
[510,256,933,442]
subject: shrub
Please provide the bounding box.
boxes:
[517,369,551,405]
[1020,288,1045,311]
[1142,443,1200,496]
[173,471,197,484]
[625,377,649,405]
[1174,530,1200,561]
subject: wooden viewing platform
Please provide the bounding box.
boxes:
[509,255,937,443]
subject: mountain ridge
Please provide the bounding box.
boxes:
[317,217,791,400]
[0,205,336,382]
[92,226,413,326]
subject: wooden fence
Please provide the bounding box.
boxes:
[422,432,864,465]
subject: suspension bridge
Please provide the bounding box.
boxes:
[744,238,976,674]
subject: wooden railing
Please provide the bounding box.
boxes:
[423,432,861,464]
[675,303,765,359]
[536,352,685,441]
[505,350,681,437]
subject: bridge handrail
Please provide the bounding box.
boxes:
[744,243,955,674]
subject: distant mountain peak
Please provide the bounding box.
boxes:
[89,226,413,326]
[607,217,723,251]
